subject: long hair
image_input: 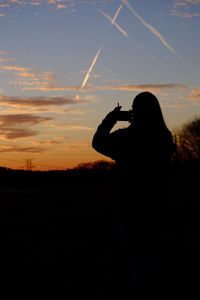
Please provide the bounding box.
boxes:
[131,91,169,133]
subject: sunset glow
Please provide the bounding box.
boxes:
[1,0,200,170]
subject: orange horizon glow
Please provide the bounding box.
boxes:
[0,151,111,171]
[1,1,200,171]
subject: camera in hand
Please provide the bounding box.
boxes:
[117,110,133,122]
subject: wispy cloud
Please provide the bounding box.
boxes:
[44,121,93,131]
[18,83,186,94]
[0,64,83,92]
[65,124,93,131]
[0,50,15,62]
[0,51,10,55]
[0,0,114,16]
[0,128,37,140]
[189,88,200,101]
[65,140,91,150]
[0,64,57,90]
[0,65,27,72]
[0,145,46,153]
[0,114,52,139]
[122,0,176,54]
[161,102,189,109]
[0,114,52,126]
[0,95,86,108]
[95,83,186,93]
[171,0,200,18]
[21,85,82,91]
[0,4,8,17]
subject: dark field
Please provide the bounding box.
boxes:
[1,165,200,296]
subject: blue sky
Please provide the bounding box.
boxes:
[0,0,200,170]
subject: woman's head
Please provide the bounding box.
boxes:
[131,91,167,130]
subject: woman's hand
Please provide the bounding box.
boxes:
[105,105,122,122]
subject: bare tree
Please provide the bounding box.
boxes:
[173,117,200,162]
[75,160,115,170]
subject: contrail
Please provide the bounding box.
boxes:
[122,0,176,54]
[81,47,101,89]
[138,42,164,67]
[74,47,101,100]
[99,9,129,37]
[111,4,123,25]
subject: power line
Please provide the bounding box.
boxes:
[0,157,65,170]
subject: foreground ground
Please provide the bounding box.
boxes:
[1,165,200,295]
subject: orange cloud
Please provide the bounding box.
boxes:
[23,85,81,91]
[0,113,52,139]
[65,124,93,131]
[0,95,84,108]
[189,88,200,101]
[0,64,58,90]
[0,145,46,153]
[0,127,37,139]
[0,65,28,72]
[0,114,52,125]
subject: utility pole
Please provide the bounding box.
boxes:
[25,159,35,171]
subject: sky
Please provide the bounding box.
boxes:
[0,0,200,170]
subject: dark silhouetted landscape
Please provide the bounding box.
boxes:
[1,159,200,296]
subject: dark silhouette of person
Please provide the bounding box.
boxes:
[92,91,176,289]
[92,91,175,178]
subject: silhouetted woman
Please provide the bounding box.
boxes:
[92,91,175,179]
[92,91,176,288]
